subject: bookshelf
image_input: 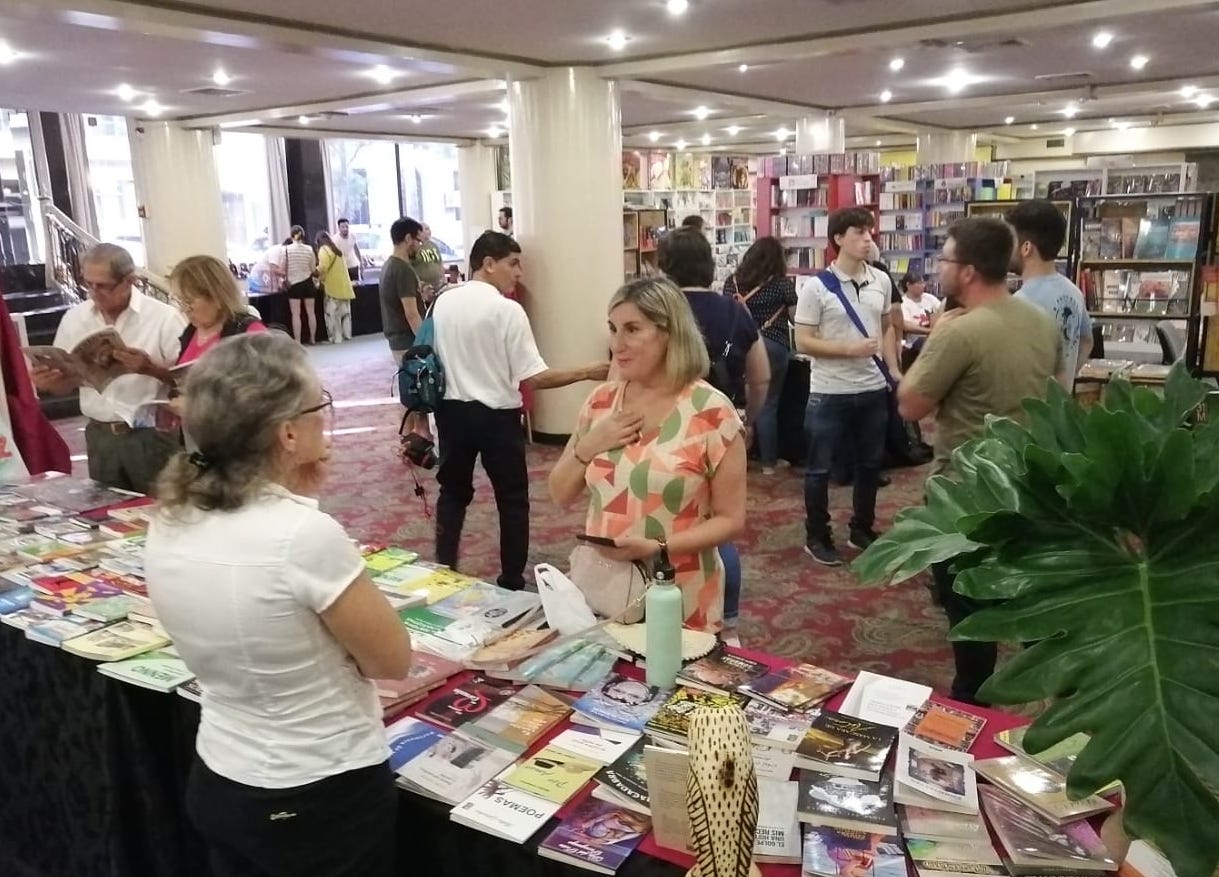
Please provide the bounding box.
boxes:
[1036,163,1197,199]
[966,199,1075,279]
[1073,193,1215,367]
[623,210,640,281]
[621,207,670,279]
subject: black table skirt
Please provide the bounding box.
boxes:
[0,625,681,877]
[249,282,384,342]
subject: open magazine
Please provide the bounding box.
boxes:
[24,328,133,392]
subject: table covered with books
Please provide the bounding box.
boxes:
[0,476,1139,877]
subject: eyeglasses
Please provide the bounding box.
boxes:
[297,389,335,433]
[84,276,131,294]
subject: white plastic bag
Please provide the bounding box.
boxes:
[533,563,599,636]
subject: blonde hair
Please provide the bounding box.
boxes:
[608,277,710,390]
[169,255,245,325]
[156,333,316,514]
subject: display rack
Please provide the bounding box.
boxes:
[621,207,670,280]
[1036,163,1197,199]
[966,199,1075,278]
[1073,192,1216,367]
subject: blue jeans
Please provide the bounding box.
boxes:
[719,542,741,627]
[803,389,889,542]
[754,337,791,466]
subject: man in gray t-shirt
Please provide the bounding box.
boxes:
[379,217,424,358]
[1007,200,1091,389]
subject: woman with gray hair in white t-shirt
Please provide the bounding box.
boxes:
[146,331,411,877]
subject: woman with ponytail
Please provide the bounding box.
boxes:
[146,332,411,877]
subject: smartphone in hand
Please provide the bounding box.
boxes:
[575,533,617,547]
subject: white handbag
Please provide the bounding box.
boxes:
[565,544,648,624]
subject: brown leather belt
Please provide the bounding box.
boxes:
[88,419,133,435]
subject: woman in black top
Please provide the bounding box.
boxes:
[723,237,797,473]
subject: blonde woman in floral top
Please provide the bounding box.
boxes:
[548,277,746,633]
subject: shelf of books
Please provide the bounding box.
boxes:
[758,151,882,275]
[621,208,670,279]
[1074,192,1216,367]
[1038,163,1197,199]
[966,199,1075,278]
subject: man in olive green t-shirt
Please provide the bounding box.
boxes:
[897,217,1060,704]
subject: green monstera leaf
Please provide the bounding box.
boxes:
[853,371,1219,877]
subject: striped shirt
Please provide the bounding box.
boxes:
[282,243,317,284]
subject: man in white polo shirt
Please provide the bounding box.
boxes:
[332,217,363,283]
[30,242,186,493]
[431,231,609,590]
[795,207,901,567]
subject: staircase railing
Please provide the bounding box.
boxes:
[39,197,174,305]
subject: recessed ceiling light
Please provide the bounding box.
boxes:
[1092,31,1113,49]
[1181,85,1199,98]
[700,133,711,146]
[1130,54,1149,70]
[605,30,629,51]
[726,125,741,136]
[879,89,893,103]
[487,125,503,139]
[1196,94,1217,108]
[738,63,749,73]
[1030,123,1039,130]
[140,99,164,117]
[1064,127,1076,136]
[369,64,396,85]
[666,0,689,15]
[675,138,687,151]
[1111,119,1132,129]
[212,69,232,87]
[774,127,790,141]
[932,67,983,94]
[406,114,424,124]
[647,130,661,143]
[1061,103,1079,118]
[875,139,882,146]
[297,115,310,125]
[116,83,136,102]
[1004,116,1015,125]
[889,57,905,72]
[779,146,787,156]
[692,105,710,120]
[0,42,19,65]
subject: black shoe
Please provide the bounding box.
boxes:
[878,473,892,488]
[848,527,880,551]
[804,539,842,567]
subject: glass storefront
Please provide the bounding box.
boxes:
[0,109,44,266]
[81,114,143,266]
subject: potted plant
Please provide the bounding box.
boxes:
[853,372,1219,877]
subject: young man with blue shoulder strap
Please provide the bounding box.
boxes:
[794,207,902,566]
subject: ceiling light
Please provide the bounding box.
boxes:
[666,0,689,15]
[116,83,136,102]
[370,64,396,85]
[647,130,661,143]
[1030,124,1039,130]
[1130,54,1149,70]
[738,64,749,73]
[700,133,711,146]
[406,114,423,124]
[605,30,629,51]
[726,125,741,136]
[212,69,231,87]
[140,99,164,117]
[879,89,893,103]
[1061,103,1079,118]
[1004,116,1015,125]
[889,57,905,72]
[0,42,19,65]
[297,115,310,125]
[487,125,503,139]
[1196,94,1217,108]
[1064,127,1076,136]
[774,127,790,141]
[875,140,882,146]
[932,67,983,94]
[1181,85,1199,98]
[1111,119,1131,129]
[1092,31,1113,49]
[779,146,787,156]
[675,138,687,151]
[692,105,710,120]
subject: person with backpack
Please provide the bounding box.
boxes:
[723,236,797,475]
[657,227,768,640]
[794,207,901,567]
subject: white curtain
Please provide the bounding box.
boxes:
[60,113,99,237]
[266,135,291,242]
[319,138,336,231]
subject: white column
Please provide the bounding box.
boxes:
[507,68,622,436]
[128,122,226,276]
[916,130,979,165]
[457,142,497,256]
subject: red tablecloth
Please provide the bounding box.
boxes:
[403,644,1033,877]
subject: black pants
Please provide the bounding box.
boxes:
[434,400,529,590]
[348,266,359,282]
[931,560,995,705]
[186,758,396,877]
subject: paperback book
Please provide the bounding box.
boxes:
[549,726,642,766]
[501,744,601,804]
[904,701,986,752]
[417,675,520,730]
[993,727,1119,792]
[363,546,419,573]
[738,662,851,712]
[395,731,517,805]
[1,604,58,631]
[753,779,802,864]
[972,756,1115,823]
[643,686,747,745]
[905,837,1006,877]
[538,796,651,874]
[801,825,906,877]
[26,614,106,646]
[795,709,897,780]
[30,574,123,616]
[979,786,1118,873]
[450,773,562,844]
[675,646,769,694]
[839,671,932,729]
[60,620,171,662]
[0,585,32,614]
[572,673,670,732]
[463,683,571,754]
[641,744,693,852]
[97,649,195,692]
[894,731,977,811]
[592,738,650,815]
[899,805,989,844]
[744,699,816,751]
[72,593,149,623]
[796,768,897,834]
[893,776,979,816]
[384,714,448,772]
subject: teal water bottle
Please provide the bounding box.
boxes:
[645,538,683,689]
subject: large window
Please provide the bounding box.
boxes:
[0,109,44,266]
[82,114,143,266]
[216,132,274,273]
[326,139,462,280]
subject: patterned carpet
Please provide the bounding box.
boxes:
[51,335,961,693]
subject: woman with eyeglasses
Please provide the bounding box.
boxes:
[170,255,266,366]
[146,332,412,877]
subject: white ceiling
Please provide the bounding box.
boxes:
[0,0,1218,150]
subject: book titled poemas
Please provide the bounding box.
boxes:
[450,773,561,844]
[538,796,651,874]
